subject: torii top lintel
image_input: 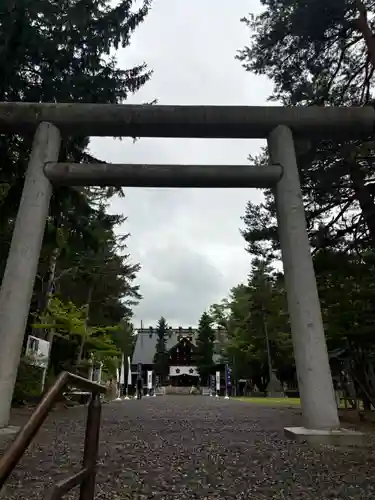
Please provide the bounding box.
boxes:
[0,102,373,139]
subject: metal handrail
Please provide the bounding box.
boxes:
[0,371,106,500]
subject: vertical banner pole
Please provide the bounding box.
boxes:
[224,364,230,399]
[125,356,132,400]
[215,370,220,398]
[115,368,121,400]
[146,370,152,397]
[137,363,143,400]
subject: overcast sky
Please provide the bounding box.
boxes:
[89,0,274,328]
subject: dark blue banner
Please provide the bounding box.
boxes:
[225,364,232,386]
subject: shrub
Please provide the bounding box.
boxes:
[12,357,44,406]
[285,390,299,398]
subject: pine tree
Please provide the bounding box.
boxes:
[153,317,169,382]
[237,0,375,254]
[0,0,153,270]
[0,0,151,381]
[195,312,215,385]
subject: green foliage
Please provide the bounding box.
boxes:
[153,317,169,380]
[315,250,375,347]
[195,312,215,384]
[239,1,375,257]
[314,249,375,404]
[0,0,151,393]
[208,259,294,391]
[211,247,375,398]
[237,0,367,107]
[0,0,152,405]
[33,295,120,369]
[12,357,44,405]
[37,204,142,327]
[111,320,136,360]
[236,0,375,403]
[0,0,152,244]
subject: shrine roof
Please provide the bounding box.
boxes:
[132,327,225,365]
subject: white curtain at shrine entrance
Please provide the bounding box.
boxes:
[169,366,199,377]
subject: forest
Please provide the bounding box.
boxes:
[0,0,151,402]
[2,0,375,411]
[204,0,375,409]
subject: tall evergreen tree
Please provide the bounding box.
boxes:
[0,0,152,287]
[208,260,294,391]
[195,312,215,385]
[153,317,169,381]
[0,0,151,394]
[0,0,152,232]
[236,0,375,400]
[237,1,375,256]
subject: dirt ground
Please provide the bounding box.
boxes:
[1,396,375,499]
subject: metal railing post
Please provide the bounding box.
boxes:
[0,373,105,498]
[79,392,102,500]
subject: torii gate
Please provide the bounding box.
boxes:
[0,103,372,441]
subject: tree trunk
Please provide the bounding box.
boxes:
[76,285,93,365]
[43,247,60,340]
[38,246,60,392]
[31,246,60,341]
[356,0,375,70]
[348,162,375,247]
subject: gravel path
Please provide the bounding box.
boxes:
[1,396,375,499]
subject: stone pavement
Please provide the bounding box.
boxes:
[2,396,375,499]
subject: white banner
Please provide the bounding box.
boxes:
[169,366,199,377]
[119,353,125,385]
[25,336,50,368]
[93,362,103,384]
[127,356,132,385]
[216,371,221,391]
[147,370,153,389]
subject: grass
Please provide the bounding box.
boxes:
[237,397,301,406]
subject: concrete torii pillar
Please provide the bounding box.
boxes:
[0,103,368,445]
[268,125,340,432]
[0,122,61,428]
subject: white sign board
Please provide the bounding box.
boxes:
[216,371,221,391]
[25,336,50,368]
[147,370,153,390]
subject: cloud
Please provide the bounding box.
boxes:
[134,243,224,326]
[90,0,273,327]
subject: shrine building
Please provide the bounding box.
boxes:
[132,326,225,386]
